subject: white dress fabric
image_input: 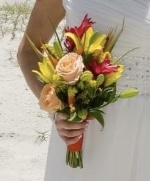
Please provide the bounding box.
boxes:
[44,1,150,181]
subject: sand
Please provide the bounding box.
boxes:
[0,1,65,180]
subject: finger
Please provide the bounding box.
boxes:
[54,112,68,120]
[61,135,82,145]
[55,120,87,130]
[58,128,85,138]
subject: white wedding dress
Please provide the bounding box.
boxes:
[44,0,150,181]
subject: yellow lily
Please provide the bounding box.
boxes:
[81,27,107,54]
[88,34,107,53]
[119,88,139,99]
[104,65,124,87]
[81,27,94,52]
[32,57,55,83]
[100,52,112,63]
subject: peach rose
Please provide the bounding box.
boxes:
[56,53,84,84]
[39,84,62,113]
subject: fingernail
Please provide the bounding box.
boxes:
[78,135,82,140]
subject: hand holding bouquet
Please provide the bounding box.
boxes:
[27,14,138,168]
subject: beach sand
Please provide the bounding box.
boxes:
[0,1,65,180]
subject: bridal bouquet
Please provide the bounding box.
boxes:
[27,14,138,168]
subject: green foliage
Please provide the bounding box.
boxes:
[90,109,104,129]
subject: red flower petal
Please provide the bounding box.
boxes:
[88,58,118,76]
[64,14,95,52]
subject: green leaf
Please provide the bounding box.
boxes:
[89,31,99,45]
[48,17,63,52]
[55,84,68,103]
[45,44,57,58]
[113,47,139,64]
[25,34,44,61]
[107,84,117,103]
[109,19,124,52]
[101,83,116,103]
[104,18,124,52]
[53,41,64,59]
[90,109,105,129]
[90,93,104,108]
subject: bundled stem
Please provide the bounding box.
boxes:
[66,135,83,168]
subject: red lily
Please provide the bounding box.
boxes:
[64,14,95,52]
[88,56,118,76]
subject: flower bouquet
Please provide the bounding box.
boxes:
[26,14,138,168]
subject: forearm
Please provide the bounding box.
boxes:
[17,0,65,99]
[17,49,44,99]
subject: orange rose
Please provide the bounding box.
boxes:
[56,53,84,84]
[39,84,62,113]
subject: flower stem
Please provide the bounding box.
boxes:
[66,151,83,168]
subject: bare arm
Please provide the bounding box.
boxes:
[17,0,65,99]
[17,0,88,145]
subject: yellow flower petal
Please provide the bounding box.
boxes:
[100,52,112,63]
[81,27,94,52]
[104,73,122,87]
[104,65,124,87]
[105,65,124,79]
[39,57,54,75]
[32,57,55,83]
[32,70,51,83]
[64,32,81,50]
[88,34,107,53]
